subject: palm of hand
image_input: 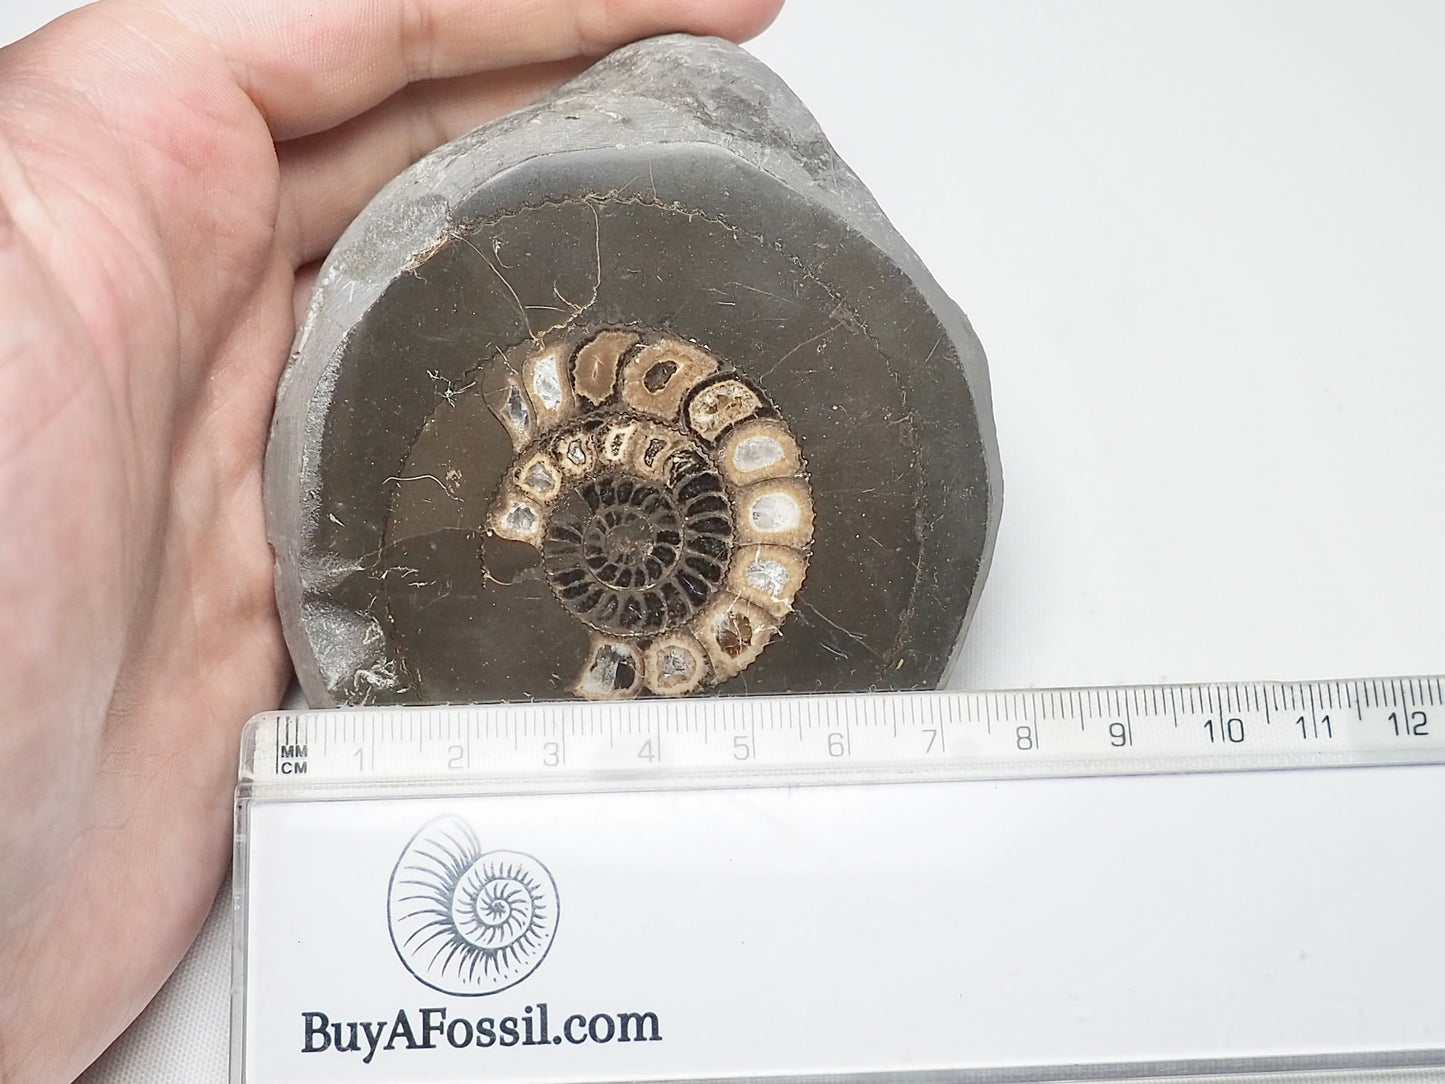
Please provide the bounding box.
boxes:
[0,2,778,1080]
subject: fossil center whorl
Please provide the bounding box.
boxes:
[542,457,733,637]
[486,329,814,700]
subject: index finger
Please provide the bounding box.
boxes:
[173,0,783,140]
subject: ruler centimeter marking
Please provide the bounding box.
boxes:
[244,675,1445,788]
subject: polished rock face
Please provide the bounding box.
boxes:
[266,34,1002,706]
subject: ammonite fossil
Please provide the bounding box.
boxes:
[387,816,558,995]
[483,329,812,698]
[266,35,1003,706]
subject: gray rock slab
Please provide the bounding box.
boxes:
[265,33,1002,706]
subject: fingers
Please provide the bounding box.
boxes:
[293,260,320,324]
[175,0,784,141]
[276,58,585,265]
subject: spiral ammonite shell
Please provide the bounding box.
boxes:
[387,816,559,995]
[265,35,1003,706]
[483,330,811,699]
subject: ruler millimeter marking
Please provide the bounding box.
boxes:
[241,675,1445,789]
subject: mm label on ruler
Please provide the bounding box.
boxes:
[233,677,1445,1084]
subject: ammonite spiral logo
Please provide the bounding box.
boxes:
[487,330,814,700]
[387,816,559,996]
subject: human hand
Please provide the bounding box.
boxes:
[0,0,781,1078]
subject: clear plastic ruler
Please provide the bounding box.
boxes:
[233,676,1445,1084]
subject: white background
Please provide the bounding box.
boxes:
[2,1,1442,1081]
